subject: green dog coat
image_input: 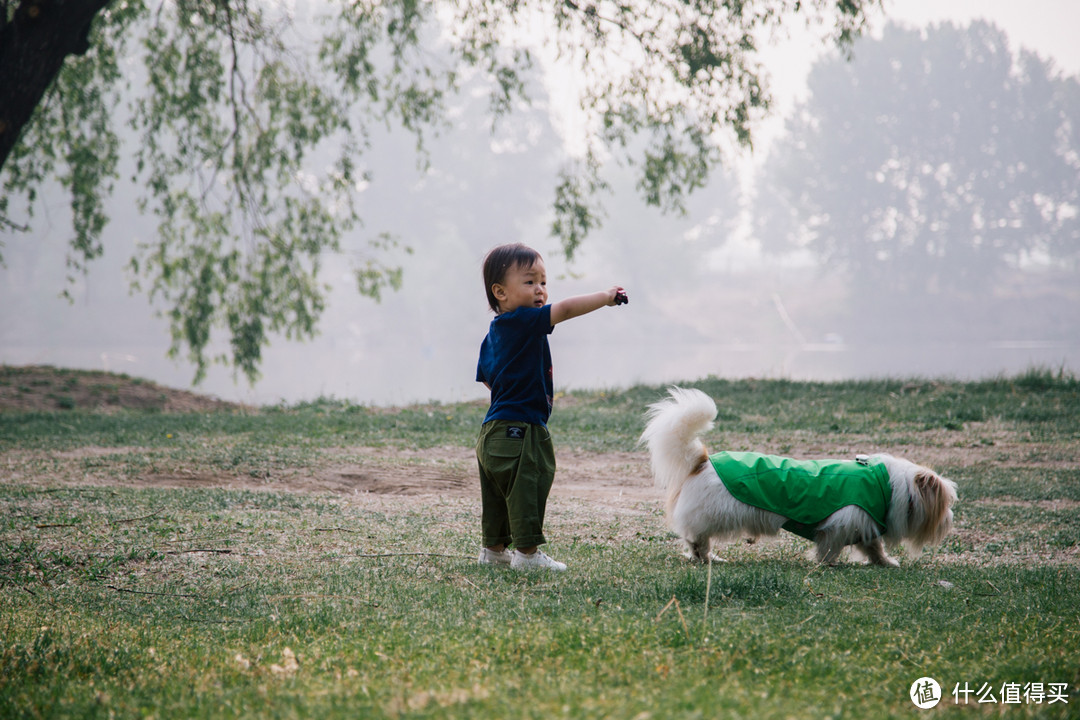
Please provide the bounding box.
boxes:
[708,451,891,540]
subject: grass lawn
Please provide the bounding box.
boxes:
[1,367,1078,718]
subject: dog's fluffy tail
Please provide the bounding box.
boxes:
[640,387,717,511]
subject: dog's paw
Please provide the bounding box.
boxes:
[682,549,727,564]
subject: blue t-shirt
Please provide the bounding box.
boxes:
[476,305,555,426]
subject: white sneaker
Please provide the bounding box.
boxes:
[477,547,512,566]
[510,549,567,572]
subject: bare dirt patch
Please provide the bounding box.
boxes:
[0,365,244,413]
[7,440,1078,567]
[129,445,657,511]
[4,366,1076,567]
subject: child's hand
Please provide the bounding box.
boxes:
[552,287,627,325]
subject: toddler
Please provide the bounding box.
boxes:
[475,243,626,571]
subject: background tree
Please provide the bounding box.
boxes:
[755,21,1080,301]
[1,0,881,383]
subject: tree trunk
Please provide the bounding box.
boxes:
[0,0,111,169]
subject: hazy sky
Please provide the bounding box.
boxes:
[4,1,1078,406]
[886,0,1079,73]
[757,0,1080,150]
[709,0,1080,272]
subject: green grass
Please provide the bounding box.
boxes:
[1,486,1076,719]
[3,368,1078,454]
[2,370,1079,718]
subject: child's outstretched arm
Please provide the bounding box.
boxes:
[550,286,626,326]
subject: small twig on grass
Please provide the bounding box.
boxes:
[339,552,472,560]
[654,596,677,622]
[973,580,1002,597]
[223,580,257,595]
[266,593,379,606]
[655,595,691,640]
[457,574,488,595]
[21,585,63,609]
[704,554,713,623]
[109,508,164,525]
[315,527,364,533]
[674,599,690,640]
[164,548,233,555]
[107,585,202,599]
[894,644,918,667]
[174,613,244,625]
[36,508,164,529]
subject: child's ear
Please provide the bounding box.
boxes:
[491,283,506,302]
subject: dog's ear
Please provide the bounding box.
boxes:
[915,469,945,508]
[913,469,952,546]
[916,469,958,502]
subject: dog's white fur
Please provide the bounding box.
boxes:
[640,387,958,566]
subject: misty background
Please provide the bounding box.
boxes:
[2,13,1078,407]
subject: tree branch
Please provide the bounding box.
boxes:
[0,0,112,169]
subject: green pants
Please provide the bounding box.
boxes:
[475,420,556,549]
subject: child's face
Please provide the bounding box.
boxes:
[493,259,548,314]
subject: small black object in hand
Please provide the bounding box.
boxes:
[614,291,629,306]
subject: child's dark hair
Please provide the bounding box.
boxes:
[482,243,543,313]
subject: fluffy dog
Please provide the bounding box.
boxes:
[640,387,957,566]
